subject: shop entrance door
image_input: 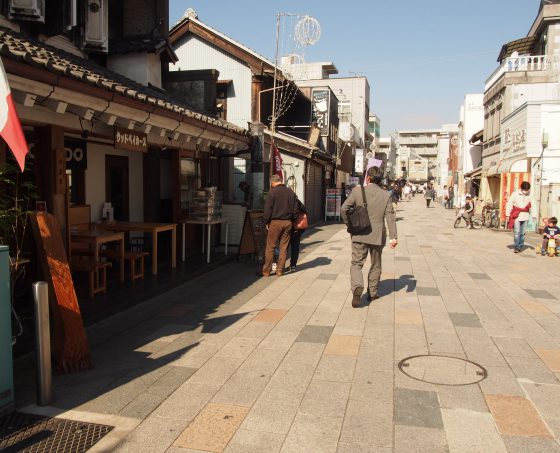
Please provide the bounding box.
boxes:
[105,155,129,221]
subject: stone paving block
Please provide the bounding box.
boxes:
[479,366,524,397]
[469,272,491,280]
[394,388,443,429]
[187,356,245,387]
[350,369,393,405]
[336,442,390,453]
[416,287,441,297]
[426,332,464,354]
[535,349,560,373]
[339,399,392,448]
[522,382,560,420]
[145,324,193,343]
[523,289,557,300]
[314,354,356,382]
[295,325,333,344]
[215,337,261,360]
[317,273,338,280]
[281,412,343,453]
[395,309,423,325]
[394,425,448,453]
[485,394,552,438]
[492,337,538,358]
[517,300,551,314]
[448,312,483,328]
[504,356,559,384]
[252,308,288,323]
[159,304,195,317]
[437,384,489,413]
[502,436,560,453]
[324,335,361,356]
[240,398,301,435]
[173,403,249,452]
[442,408,507,453]
[113,416,187,453]
[223,429,285,453]
[299,380,351,417]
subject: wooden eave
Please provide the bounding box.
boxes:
[4,58,251,144]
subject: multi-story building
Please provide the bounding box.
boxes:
[481,0,560,226]
[397,129,441,183]
[377,136,398,180]
[291,62,370,183]
[457,94,484,198]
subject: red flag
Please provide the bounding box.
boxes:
[0,58,28,172]
[272,142,283,179]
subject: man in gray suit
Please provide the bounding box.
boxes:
[341,166,398,308]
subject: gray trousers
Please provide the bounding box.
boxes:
[350,242,383,295]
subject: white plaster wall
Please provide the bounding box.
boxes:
[85,143,144,222]
[280,152,306,202]
[107,53,162,88]
[171,35,252,128]
[462,94,484,173]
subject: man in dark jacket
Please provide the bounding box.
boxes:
[258,174,297,277]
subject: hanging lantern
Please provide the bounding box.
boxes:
[295,15,321,46]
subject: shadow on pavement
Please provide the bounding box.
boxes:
[295,257,332,271]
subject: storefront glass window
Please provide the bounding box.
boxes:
[180,158,199,210]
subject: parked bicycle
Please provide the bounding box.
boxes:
[454,207,482,229]
[484,208,500,229]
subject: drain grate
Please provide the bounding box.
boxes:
[0,411,113,453]
[398,355,487,386]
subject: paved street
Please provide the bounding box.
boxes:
[17,197,560,452]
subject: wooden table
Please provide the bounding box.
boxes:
[182,219,228,264]
[70,229,125,282]
[96,222,176,275]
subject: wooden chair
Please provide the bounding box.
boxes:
[70,259,112,298]
[101,249,149,283]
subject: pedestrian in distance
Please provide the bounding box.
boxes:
[431,185,436,203]
[505,181,537,254]
[443,185,449,208]
[403,184,411,201]
[448,186,454,209]
[341,166,398,308]
[257,174,297,277]
[390,183,399,212]
[464,195,475,229]
[424,185,434,208]
[288,197,307,272]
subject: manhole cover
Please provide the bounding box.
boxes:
[0,411,113,452]
[398,355,487,386]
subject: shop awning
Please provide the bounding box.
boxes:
[497,157,529,174]
[465,166,483,178]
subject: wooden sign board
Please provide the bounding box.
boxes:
[114,127,148,152]
[238,210,267,263]
[30,212,92,374]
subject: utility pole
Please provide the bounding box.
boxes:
[269,13,280,180]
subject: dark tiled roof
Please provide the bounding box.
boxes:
[0,28,248,136]
[109,33,178,63]
[497,36,539,62]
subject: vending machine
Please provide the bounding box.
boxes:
[0,245,14,415]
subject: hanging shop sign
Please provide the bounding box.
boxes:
[503,127,526,153]
[114,127,148,152]
[311,88,330,136]
[65,137,87,170]
[355,148,364,174]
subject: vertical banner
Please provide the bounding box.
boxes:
[355,148,364,174]
[311,88,330,136]
[272,142,283,179]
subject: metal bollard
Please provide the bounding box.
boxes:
[33,282,53,406]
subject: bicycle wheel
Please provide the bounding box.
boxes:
[484,212,492,228]
[454,217,461,229]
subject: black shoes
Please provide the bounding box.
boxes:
[352,287,363,308]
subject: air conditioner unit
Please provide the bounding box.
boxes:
[9,0,45,22]
[83,0,108,53]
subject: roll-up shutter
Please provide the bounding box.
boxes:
[305,162,324,225]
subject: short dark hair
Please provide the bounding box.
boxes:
[366,166,384,186]
[550,217,558,224]
[520,181,531,191]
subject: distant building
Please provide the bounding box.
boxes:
[397,129,441,183]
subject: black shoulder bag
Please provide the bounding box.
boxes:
[347,185,371,235]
